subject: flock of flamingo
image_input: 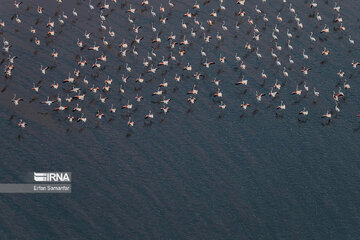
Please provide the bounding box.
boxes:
[1,0,359,130]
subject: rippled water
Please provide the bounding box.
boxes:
[0,0,360,239]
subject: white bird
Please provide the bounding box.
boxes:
[277,101,286,110]
[334,2,340,12]
[316,12,322,21]
[310,32,316,42]
[200,47,206,57]
[313,88,319,97]
[89,0,94,10]
[349,35,355,44]
[289,56,294,64]
[256,48,262,58]
[344,79,350,89]
[303,49,309,60]
[276,42,282,51]
[222,21,228,31]
[287,29,292,38]
[72,8,78,17]
[304,82,309,92]
[335,103,340,112]
[283,67,289,77]
[300,107,309,116]
[287,40,293,50]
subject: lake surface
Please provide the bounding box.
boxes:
[0,0,360,239]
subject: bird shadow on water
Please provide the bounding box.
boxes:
[298,118,308,124]
[17,134,23,140]
[78,126,86,133]
[1,85,8,93]
[144,121,152,127]
[275,112,284,119]
[321,120,331,126]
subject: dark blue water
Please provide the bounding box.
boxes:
[0,0,360,239]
